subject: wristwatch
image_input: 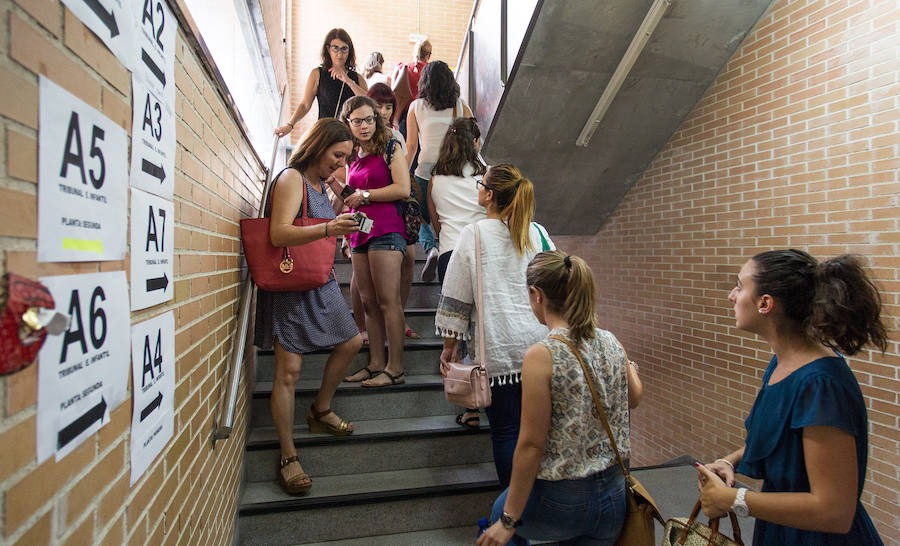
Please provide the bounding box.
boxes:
[500,511,521,530]
[731,487,750,518]
[362,190,371,205]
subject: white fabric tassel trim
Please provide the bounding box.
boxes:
[436,327,470,340]
[489,372,521,387]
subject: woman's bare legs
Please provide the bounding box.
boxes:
[401,244,417,337]
[346,252,387,380]
[350,275,366,341]
[362,249,405,386]
[271,339,309,488]
[311,334,362,424]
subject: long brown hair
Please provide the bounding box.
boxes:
[287,118,353,172]
[340,96,393,162]
[527,251,599,347]
[484,163,535,255]
[321,28,356,70]
[432,118,486,177]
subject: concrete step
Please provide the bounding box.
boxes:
[253,338,444,381]
[251,374,463,425]
[237,463,500,545]
[339,280,441,309]
[244,414,491,480]
[332,258,431,283]
[299,526,479,546]
[352,308,440,341]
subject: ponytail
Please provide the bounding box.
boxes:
[751,250,887,355]
[810,255,887,355]
[484,164,535,255]
[527,251,598,347]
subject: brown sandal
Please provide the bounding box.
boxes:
[306,405,353,436]
[279,455,312,494]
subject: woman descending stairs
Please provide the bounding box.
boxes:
[237,251,501,545]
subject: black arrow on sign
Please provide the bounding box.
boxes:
[140,392,163,422]
[58,396,107,449]
[141,49,166,86]
[146,273,169,292]
[83,0,119,38]
[141,159,166,184]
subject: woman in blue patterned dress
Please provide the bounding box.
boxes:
[478,251,644,546]
[255,119,363,495]
[696,250,886,545]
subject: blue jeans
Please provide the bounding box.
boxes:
[490,466,627,546]
[414,175,437,253]
[350,232,407,254]
[483,381,522,489]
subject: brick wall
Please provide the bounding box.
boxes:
[0,0,264,544]
[285,0,473,139]
[557,0,899,542]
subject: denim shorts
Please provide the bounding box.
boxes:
[351,231,407,254]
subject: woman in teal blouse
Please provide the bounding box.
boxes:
[697,250,887,545]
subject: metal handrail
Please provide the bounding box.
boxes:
[212,88,288,445]
[454,0,481,81]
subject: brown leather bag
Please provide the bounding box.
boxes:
[391,62,413,115]
[549,335,664,546]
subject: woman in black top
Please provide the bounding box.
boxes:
[275,28,368,136]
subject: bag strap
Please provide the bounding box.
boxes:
[333,80,345,118]
[263,167,309,221]
[548,334,628,478]
[474,223,486,372]
[533,222,550,252]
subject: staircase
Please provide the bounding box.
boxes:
[236,251,501,545]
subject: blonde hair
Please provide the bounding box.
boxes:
[527,251,598,347]
[415,39,432,61]
[484,164,535,255]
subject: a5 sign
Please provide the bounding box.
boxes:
[38,76,128,262]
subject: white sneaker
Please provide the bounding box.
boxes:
[422,248,439,282]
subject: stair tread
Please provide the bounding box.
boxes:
[247,414,488,447]
[299,526,478,546]
[240,462,498,510]
[253,374,444,396]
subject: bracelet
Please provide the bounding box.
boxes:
[715,458,735,471]
[324,223,329,239]
[286,121,294,128]
[628,360,639,373]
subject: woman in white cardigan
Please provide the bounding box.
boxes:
[436,163,554,488]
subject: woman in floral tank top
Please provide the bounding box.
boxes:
[478,251,644,546]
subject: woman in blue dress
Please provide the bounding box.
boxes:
[696,249,887,545]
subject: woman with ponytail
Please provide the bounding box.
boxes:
[436,163,555,488]
[696,250,886,545]
[478,251,643,546]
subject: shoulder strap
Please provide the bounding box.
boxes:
[548,334,628,478]
[386,137,398,166]
[474,224,486,371]
[533,223,550,252]
[263,167,305,219]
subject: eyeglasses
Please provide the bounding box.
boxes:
[348,115,377,127]
[475,178,489,191]
[329,45,350,54]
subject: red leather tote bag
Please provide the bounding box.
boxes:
[240,169,335,292]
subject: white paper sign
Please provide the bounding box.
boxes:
[61,0,134,70]
[129,311,175,484]
[37,272,130,463]
[129,0,176,199]
[38,76,128,262]
[130,188,174,310]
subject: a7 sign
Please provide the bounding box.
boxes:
[130,188,174,310]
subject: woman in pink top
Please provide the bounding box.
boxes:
[338,96,410,387]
